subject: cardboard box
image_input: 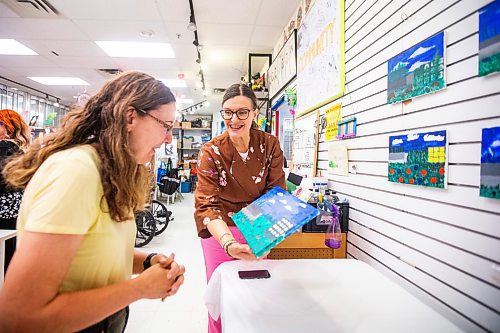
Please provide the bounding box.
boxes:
[181,121,191,129]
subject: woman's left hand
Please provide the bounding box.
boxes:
[228,243,267,261]
[151,253,175,268]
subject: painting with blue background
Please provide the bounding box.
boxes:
[480,126,500,199]
[387,32,446,103]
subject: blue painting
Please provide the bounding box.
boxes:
[479,0,500,77]
[480,126,500,199]
[387,32,446,104]
[388,130,447,188]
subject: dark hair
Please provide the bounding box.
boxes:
[5,71,176,222]
[222,84,258,109]
[222,84,259,129]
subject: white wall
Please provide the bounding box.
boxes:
[311,0,500,332]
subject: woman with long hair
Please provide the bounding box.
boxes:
[0,109,31,274]
[0,71,185,332]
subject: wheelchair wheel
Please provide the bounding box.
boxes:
[135,210,156,247]
[149,200,171,236]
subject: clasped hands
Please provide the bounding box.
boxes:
[135,253,185,301]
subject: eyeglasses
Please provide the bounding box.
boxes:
[135,108,174,134]
[220,108,252,120]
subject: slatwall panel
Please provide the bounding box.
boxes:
[313,0,500,331]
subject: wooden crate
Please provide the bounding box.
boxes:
[268,233,346,259]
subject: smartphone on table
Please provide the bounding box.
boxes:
[238,269,271,279]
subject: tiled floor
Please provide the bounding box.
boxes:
[126,193,208,333]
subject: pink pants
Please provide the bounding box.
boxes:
[200,226,246,333]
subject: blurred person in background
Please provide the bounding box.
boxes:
[0,109,30,274]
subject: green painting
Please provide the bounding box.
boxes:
[388,131,447,189]
[479,0,500,77]
[387,32,446,104]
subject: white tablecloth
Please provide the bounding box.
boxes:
[205,259,462,333]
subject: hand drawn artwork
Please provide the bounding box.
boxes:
[480,126,500,199]
[296,0,345,115]
[328,142,348,176]
[268,30,297,99]
[387,32,446,104]
[479,0,500,77]
[388,130,447,189]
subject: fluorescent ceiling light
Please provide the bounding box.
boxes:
[0,39,38,55]
[96,41,175,58]
[28,77,90,86]
[160,79,187,88]
[177,98,194,104]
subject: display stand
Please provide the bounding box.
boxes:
[268,232,346,259]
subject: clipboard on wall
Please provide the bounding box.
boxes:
[291,109,319,180]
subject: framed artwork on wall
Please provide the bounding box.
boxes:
[387,32,446,104]
[388,130,447,189]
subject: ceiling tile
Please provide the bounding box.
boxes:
[0,18,87,40]
[51,0,161,20]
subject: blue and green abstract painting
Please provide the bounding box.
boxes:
[480,126,500,199]
[479,0,500,77]
[387,32,446,104]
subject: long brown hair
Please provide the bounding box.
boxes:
[3,71,175,222]
[0,109,31,149]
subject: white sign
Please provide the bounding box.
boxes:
[296,0,345,116]
[268,30,297,99]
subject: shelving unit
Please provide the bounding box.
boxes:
[174,115,213,163]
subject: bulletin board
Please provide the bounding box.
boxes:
[291,109,319,180]
[296,0,345,116]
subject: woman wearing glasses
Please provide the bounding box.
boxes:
[0,71,185,332]
[194,83,285,333]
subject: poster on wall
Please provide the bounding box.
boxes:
[387,32,446,104]
[325,103,342,141]
[480,126,500,199]
[296,0,345,116]
[292,110,319,180]
[479,0,500,77]
[268,30,297,100]
[328,142,348,176]
[388,130,447,189]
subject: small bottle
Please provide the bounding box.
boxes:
[324,204,342,249]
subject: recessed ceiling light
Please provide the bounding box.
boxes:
[177,98,194,104]
[28,77,90,86]
[95,41,175,58]
[140,30,155,38]
[160,79,187,88]
[0,39,38,55]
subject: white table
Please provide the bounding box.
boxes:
[0,229,16,288]
[205,259,462,333]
